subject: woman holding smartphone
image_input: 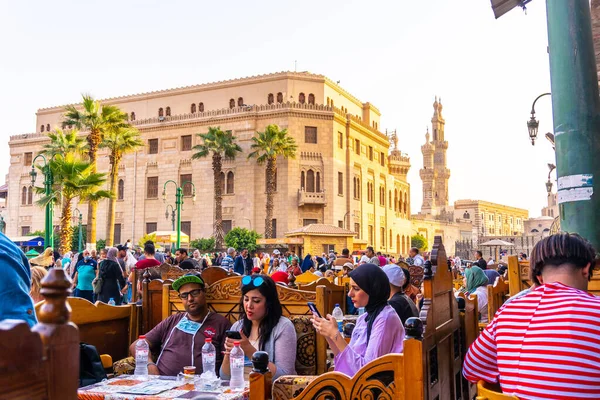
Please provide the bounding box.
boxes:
[220,275,296,380]
[311,263,405,377]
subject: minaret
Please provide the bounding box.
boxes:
[431,97,450,208]
[420,97,450,215]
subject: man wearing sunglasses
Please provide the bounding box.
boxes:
[129,273,231,376]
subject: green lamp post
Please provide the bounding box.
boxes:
[74,207,83,253]
[162,180,196,249]
[30,154,54,250]
[165,204,176,231]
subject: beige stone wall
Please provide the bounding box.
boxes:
[301,235,353,257]
[411,218,461,256]
[8,72,412,252]
[453,200,529,237]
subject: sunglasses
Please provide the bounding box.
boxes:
[242,275,264,287]
[178,289,204,300]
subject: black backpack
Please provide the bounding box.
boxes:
[79,342,107,387]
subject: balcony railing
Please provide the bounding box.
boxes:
[298,189,326,207]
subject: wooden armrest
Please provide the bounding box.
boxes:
[100,354,113,369]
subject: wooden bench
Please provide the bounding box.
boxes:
[255,236,465,400]
[297,277,348,314]
[35,297,137,367]
[162,275,330,375]
[476,381,519,399]
[457,291,479,400]
[141,278,173,334]
[0,268,79,400]
[478,277,510,331]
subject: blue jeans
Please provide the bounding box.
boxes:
[74,288,94,303]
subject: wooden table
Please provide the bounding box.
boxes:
[78,375,249,399]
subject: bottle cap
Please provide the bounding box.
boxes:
[205,338,212,342]
[234,341,240,346]
[335,303,339,307]
[139,335,146,339]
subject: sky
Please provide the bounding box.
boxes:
[0,0,556,217]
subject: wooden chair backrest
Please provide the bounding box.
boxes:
[457,291,479,400]
[408,265,424,287]
[297,277,347,314]
[476,381,520,399]
[142,278,173,333]
[294,270,319,284]
[0,269,79,400]
[162,275,329,375]
[267,339,425,400]
[419,236,464,400]
[159,264,189,281]
[35,297,136,362]
[201,266,237,286]
[507,256,530,297]
[487,277,510,320]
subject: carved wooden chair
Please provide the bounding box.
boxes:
[479,277,510,331]
[293,270,319,284]
[476,381,520,399]
[35,297,137,370]
[201,266,237,286]
[141,278,173,333]
[162,276,330,375]
[457,291,479,400]
[0,268,79,400]
[297,277,348,314]
[507,256,531,297]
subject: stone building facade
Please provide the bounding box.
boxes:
[453,200,529,237]
[7,71,412,254]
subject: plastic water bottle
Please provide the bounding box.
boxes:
[202,338,216,377]
[332,303,344,334]
[134,335,149,375]
[229,341,245,390]
[108,298,116,306]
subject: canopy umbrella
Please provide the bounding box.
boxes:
[479,239,514,247]
[149,231,190,245]
[25,249,40,259]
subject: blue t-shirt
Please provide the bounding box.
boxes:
[0,232,37,327]
[76,263,97,291]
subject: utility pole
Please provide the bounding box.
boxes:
[547,0,600,248]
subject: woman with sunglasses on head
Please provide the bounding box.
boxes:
[312,263,405,377]
[220,274,296,380]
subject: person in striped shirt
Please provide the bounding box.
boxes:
[463,232,600,400]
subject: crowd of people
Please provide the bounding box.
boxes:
[4,229,600,398]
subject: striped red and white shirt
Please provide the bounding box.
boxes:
[463,281,600,400]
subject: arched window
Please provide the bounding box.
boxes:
[191,103,196,113]
[40,125,45,133]
[21,186,27,205]
[268,93,274,105]
[229,99,235,109]
[301,171,305,190]
[158,108,164,117]
[389,230,393,248]
[46,124,50,132]
[118,179,124,200]
[306,170,315,192]
[403,192,408,214]
[226,171,234,194]
[463,211,470,219]
[165,107,171,116]
[27,186,33,205]
[199,102,204,112]
[402,235,406,255]
[308,93,315,105]
[130,112,136,121]
[357,178,360,199]
[238,97,244,107]
[299,93,306,104]
[389,191,392,209]
[394,189,398,212]
[277,92,283,104]
[220,172,225,193]
[316,172,321,192]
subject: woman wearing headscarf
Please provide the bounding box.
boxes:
[462,266,489,323]
[97,247,127,305]
[29,248,54,269]
[311,263,405,376]
[300,254,313,273]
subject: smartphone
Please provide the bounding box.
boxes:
[307,302,322,318]
[225,330,242,340]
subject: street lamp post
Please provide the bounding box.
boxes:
[30,154,54,250]
[74,208,83,253]
[162,180,196,249]
[165,204,176,231]
[526,92,551,145]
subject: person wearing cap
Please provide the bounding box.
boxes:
[382,265,419,325]
[130,273,231,376]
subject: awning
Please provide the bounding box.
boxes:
[479,239,514,247]
[256,238,304,245]
[149,231,190,244]
[11,236,44,247]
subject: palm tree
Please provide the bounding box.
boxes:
[42,128,87,158]
[248,124,298,238]
[35,153,111,255]
[62,95,128,249]
[192,127,242,250]
[100,126,143,246]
